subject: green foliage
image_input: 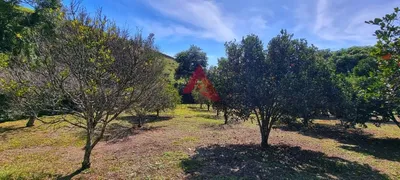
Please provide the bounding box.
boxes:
[366,7,400,56]
[131,57,181,120]
[0,93,10,121]
[330,46,375,74]
[327,46,382,127]
[359,7,400,128]
[0,0,62,124]
[220,30,332,146]
[207,58,237,123]
[0,0,61,55]
[174,45,208,104]
[1,3,169,173]
[283,46,333,126]
[175,45,208,79]
[191,80,210,108]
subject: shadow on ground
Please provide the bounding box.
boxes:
[0,125,26,133]
[103,123,165,143]
[278,124,400,162]
[0,172,63,180]
[187,106,211,112]
[104,115,170,143]
[181,144,389,180]
[195,114,221,120]
[118,115,172,125]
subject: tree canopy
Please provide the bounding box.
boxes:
[175,45,208,79]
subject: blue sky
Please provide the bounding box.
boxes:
[63,0,400,66]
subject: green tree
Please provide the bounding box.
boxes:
[0,0,62,126]
[191,80,210,109]
[208,58,235,124]
[327,46,391,128]
[283,47,333,127]
[175,45,208,104]
[331,47,375,74]
[175,45,208,79]
[129,58,180,127]
[0,0,61,55]
[150,58,181,116]
[3,6,166,176]
[224,31,323,147]
[365,7,400,128]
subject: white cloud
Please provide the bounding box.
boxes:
[143,0,237,42]
[134,19,202,38]
[138,0,278,42]
[295,0,400,45]
[135,0,399,47]
[314,0,332,33]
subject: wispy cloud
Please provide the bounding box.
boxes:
[134,19,202,38]
[137,0,279,42]
[296,0,399,45]
[134,0,399,50]
[142,0,236,42]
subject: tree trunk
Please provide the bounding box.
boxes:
[216,109,220,116]
[26,115,36,127]
[200,103,203,109]
[138,116,143,128]
[207,104,210,111]
[156,110,160,118]
[81,130,92,170]
[261,122,273,148]
[82,145,92,170]
[260,129,269,148]
[223,107,228,124]
[259,111,274,149]
[303,117,309,127]
[389,112,400,128]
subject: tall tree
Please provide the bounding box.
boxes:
[225,31,326,147]
[208,58,235,124]
[175,45,208,79]
[130,58,180,127]
[2,7,166,176]
[0,0,62,126]
[283,46,333,127]
[365,7,400,128]
[175,45,208,103]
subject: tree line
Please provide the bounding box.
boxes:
[181,9,400,148]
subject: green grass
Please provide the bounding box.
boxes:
[172,136,199,146]
[0,104,399,179]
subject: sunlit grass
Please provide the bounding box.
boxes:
[0,116,85,152]
[0,104,399,179]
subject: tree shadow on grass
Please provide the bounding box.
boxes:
[0,125,26,133]
[0,172,63,180]
[118,115,173,125]
[102,123,165,143]
[187,106,211,112]
[181,144,389,180]
[195,114,221,120]
[278,124,400,162]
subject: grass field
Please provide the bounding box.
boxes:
[0,104,399,179]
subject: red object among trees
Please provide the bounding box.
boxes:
[183,65,220,102]
[382,54,392,60]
